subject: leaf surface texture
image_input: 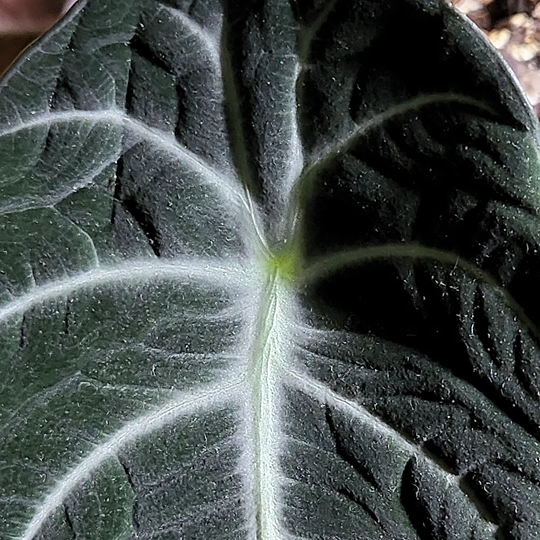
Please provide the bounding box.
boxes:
[1,1,540,539]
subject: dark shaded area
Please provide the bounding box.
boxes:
[111,156,161,257]
[281,389,411,539]
[335,486,381,525]
[129,33,173,75]
[63,504,77,540]
[306,259,540,446]
[401,457,502,540]
[465,465,540,540]
[120,194,161,256]
[400,460,434,540]
[219,0,263,201]
[325,406,379,489]
[118,456,141,532]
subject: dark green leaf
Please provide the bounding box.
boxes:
[1,1,539,539]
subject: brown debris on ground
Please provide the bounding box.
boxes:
[450,0,540,118]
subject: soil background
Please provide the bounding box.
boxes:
[451,0,540,117]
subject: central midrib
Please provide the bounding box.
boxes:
[247,266,293,540]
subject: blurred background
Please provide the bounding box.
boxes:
[0,0,539,118]
[451,0,540,117]
[0,0,76,74]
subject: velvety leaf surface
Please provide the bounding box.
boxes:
[0,0,539,539]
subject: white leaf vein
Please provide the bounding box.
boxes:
[303,92,499,178]
[19,378,240,540]
[287,368,460,485]
[0,110,245,211]
[158,3,221,68]
[0,258,247,324]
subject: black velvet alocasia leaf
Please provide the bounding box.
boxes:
[0,0,539,539]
